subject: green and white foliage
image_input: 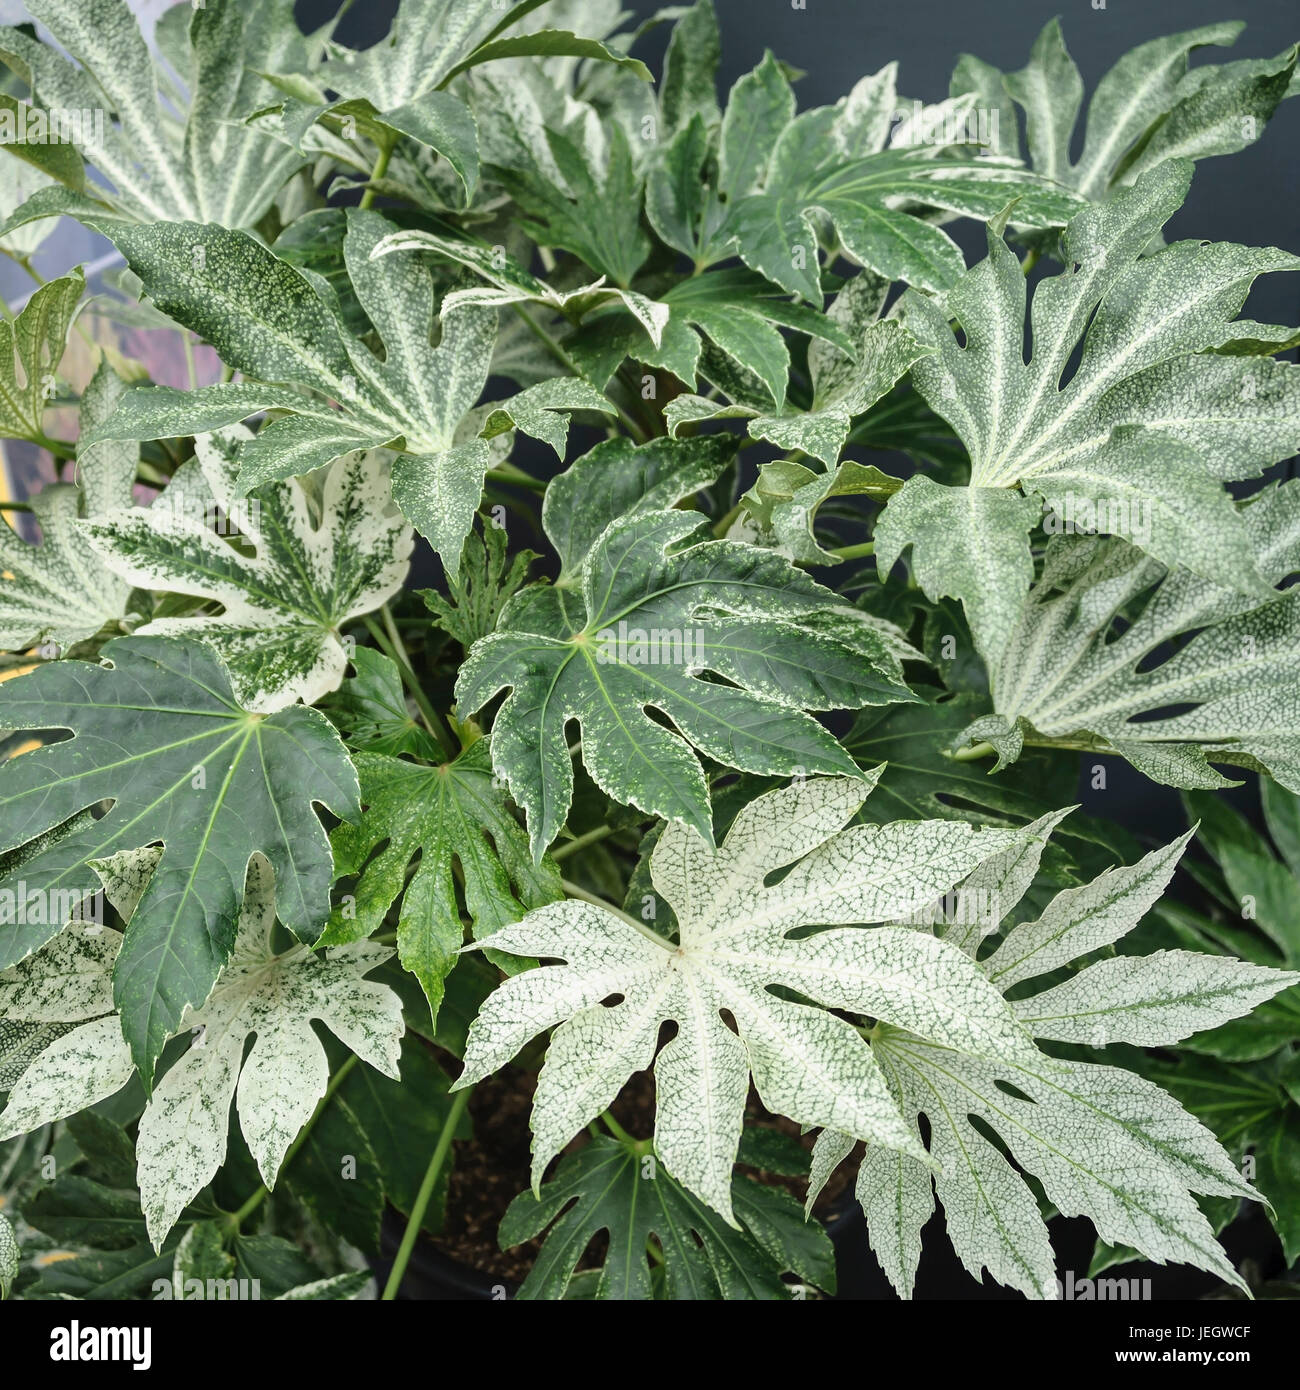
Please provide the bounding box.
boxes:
[83,430,412,712]
[0,3,1297,1303]
[323,740,562,1025]
[459,774,1037,1219]
[249,0,649,208]
[0,0,309,232]
[0,852,403,1250]
[0,636,358,1079]
[458,477,916,855]
[78,211,611,568]
[0,269,80,448]
[0,359,136,653]
[810,819,1297,1299]
[500,1129,835,1301]
[879,161,1300,661]
[649,44,1084,302]
[953,19,1297,203]
[959,483,1300,793]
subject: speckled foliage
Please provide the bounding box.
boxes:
[0,0,1297,1304]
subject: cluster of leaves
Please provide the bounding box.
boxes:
[0,0,1297,1303]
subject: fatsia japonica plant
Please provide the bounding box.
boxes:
[0,0,1297,1306]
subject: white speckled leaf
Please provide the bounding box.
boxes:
[0,1211,16,1299]
[0,0,307,228]
[84,431,412,713]
[76,213,611,567]
[960,20,1296,202]
[875,477,1041,665]
[900,161,1300,622]
[821,817,1288,1297]
[0,357,139,653]
[968,482,1300,791]
[984,831,1192,989]
[136,855,402,1249]
[459,775,1033,1221]
[1012,949,1300,1047]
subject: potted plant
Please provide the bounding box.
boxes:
[0,0,1297,1303]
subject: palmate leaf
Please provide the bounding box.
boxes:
[321,741,562,1025]
[253,0,650,204]
[810,822,1297,1299]
[499,1131,835,1300]
[458,774,1035,1220]
[83,430,412,713]
[881,160,1300,661]
[0,636,359,1079]
[458,487,917,855]
[0,359,136,653]
[0,852,403,1251]
[320,648,441,761]
[958,482,1300,793]
[421,520,537,654]
[700,52,1084,303]
[954,20,1297,203]
[0,0,308,230]
[77,210,612,568]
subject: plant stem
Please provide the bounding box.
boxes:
[598,1110,635,1145]
[32,432,76,461]
[826,540,874,562]
[359,140,394,210]
[551,823,617,862]
[381,1085,472,1300]
[227,1055,359,1230]
[1021,246,1040,277]
[0,499,32,513]
[361,613,456,757]
[509,302,648,442]
[181,330,198,391]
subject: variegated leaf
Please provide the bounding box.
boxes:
[84,431,412,713]
[459,774,1033,1222]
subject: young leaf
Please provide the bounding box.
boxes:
[711,54,1084,301]
[84,431,412,713]
[322,742,562,1025]
[0,269,80,446]
[0,636,359,1079]
[458,774,1032,1220]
